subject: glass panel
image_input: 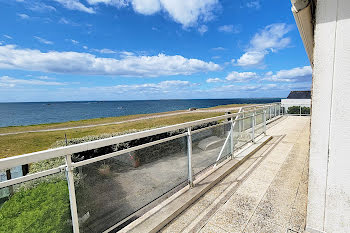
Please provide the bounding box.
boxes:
[0,172,72,233]
[234,117,252,149]
[191,122,231,175]
[254,112,265,137]
[75,136,188,233]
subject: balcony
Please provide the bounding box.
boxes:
[0,103,311,233]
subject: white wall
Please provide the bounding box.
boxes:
[306,0,350,232]
[281,99,311,110]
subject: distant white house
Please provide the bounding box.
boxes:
[281,90,311,111]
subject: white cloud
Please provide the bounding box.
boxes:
[93,48,117,54]
[212,47,225,51]
[264,66,312,82]
[218,25,240,34]
[68,0,220,28]
[0,76,65,87]
[92,49,134,56]
[37,76,56,80]
[198,25,208,35]
[34,36,54,45]
[225,71,258,82]
[158,0,219,27]
[86,0,129,7]
[3,35,12,39]
[206,77,223,83]
[235,23,292,67]
[246,0,260,9]
[131,0,161,15]
[0,45,220,77]
[70,39,79,44]
[79,80,194,94]
[53,0,95,13]
[236,51,266,67]
[17,13,30,19]
[27,2,56,12]
[59,17,79,26]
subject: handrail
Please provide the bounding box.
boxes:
[0,102,282,233]
[0,105,273,171]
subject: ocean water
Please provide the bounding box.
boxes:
[0,98,281,127]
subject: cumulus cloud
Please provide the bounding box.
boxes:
[225,71,258,82]
[0,76,66,87]
[0,45,220,77]
[206,77,223,83]
[264,66,312,82]
[236,51,266,67]
[218,25,240,34]
[157,0,219,27]
[56,0,219,28]
[235,23,292,67]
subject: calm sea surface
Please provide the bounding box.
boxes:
[0,98,281,127]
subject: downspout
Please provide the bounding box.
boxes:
[291,0,315,66]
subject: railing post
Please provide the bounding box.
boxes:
[187,127,193,187]
[300,105,302,116]
[274,105,276,117]
[242,111,245,130]
[263,110,267,135]
[230,117,234,158]
[269,106,272,120]
[251,114,255,143]
[65,154,80,233]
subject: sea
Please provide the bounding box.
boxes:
[0,98,281,127]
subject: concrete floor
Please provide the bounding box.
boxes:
[161,116,310,233]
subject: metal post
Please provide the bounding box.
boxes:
[187,128,193,187]
[300,106,302,116]
[238,114,242,133]
[263,110,267,135]
[274,105,276,117]
[251,114,255,143]
[242,111,245,130]
[230,117,234,158]
[65,154,80,233]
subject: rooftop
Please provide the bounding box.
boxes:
[287,91,311,99]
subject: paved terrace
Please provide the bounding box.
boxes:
[160,116,310,233]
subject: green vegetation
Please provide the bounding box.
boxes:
[0,110,186,134]
[0,179,72,233]
[0,103,251,232]
[287,106,310,115]
[0,111,224,158]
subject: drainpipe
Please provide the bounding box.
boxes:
[291,0,315,66]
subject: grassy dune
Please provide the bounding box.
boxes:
[0,112,224,158]
[0,103,251,158]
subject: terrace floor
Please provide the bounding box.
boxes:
[160,116,310,233]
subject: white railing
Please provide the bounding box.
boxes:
[0,102,282,233]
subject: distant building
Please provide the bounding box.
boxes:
[281,90,311,111]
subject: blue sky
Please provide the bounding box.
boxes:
[0,0,311,102]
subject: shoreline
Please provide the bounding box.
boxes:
[0,103,252,157]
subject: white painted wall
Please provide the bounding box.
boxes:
[306,0,350,232]
[281,99,311,110]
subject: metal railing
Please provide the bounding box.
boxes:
[282,104,311,116]
[0,103,282,233]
